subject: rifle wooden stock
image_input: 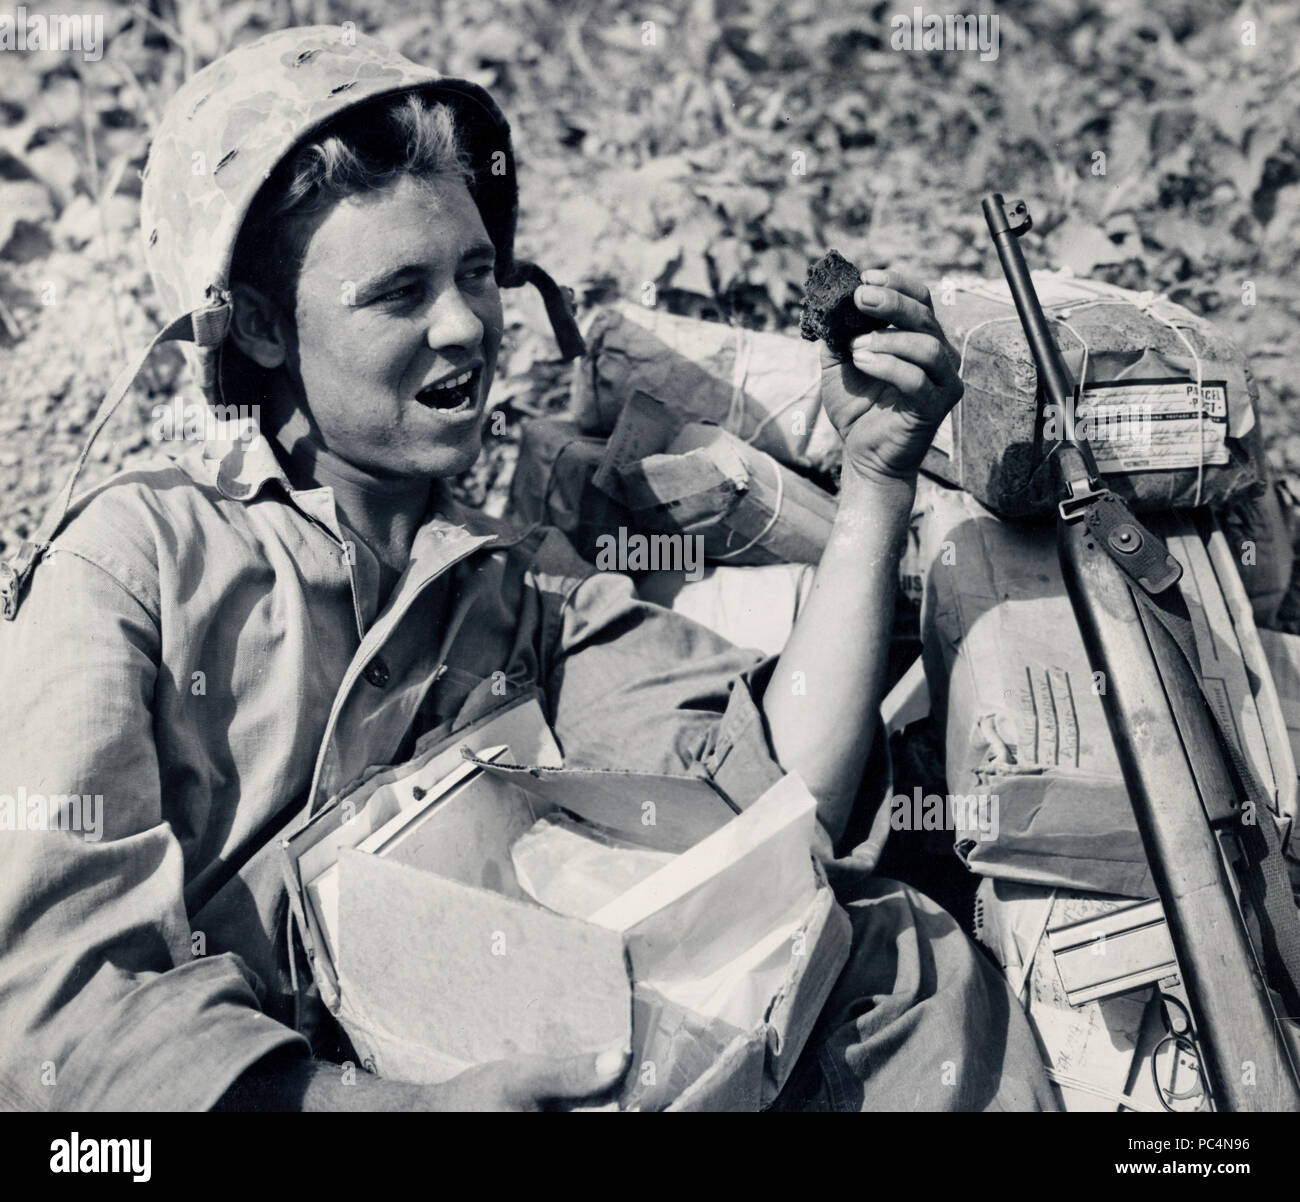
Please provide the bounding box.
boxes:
[1059,511,1300,1110]
[982,190,1300,1110]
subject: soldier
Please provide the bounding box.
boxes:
[0,26,1053,1112]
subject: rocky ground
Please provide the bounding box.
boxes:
[2,0,1298,574]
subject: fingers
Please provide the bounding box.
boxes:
[853,284,938,335]
[861,267,933,308]
[854,268,939,335]
[850,330,962,395]
[509,1046,630,1108]
[848,349,930,397]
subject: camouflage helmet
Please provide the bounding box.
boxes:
[141,23,581,401]
[1,24,582,620]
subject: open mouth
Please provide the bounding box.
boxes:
[414,367,481,414]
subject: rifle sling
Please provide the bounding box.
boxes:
[1116,559,1300,1016]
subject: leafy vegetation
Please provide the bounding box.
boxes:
[1,0,1297,547]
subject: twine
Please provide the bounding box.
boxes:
[726,324,754,434]
[728,324,822,448]
[951,276,1210,506]
[713,451,787,561]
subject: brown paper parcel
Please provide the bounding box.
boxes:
[291,743,850,1111]
[924,271,1264,518]
[506,417,634,563]
[613,422,838,566]
[915,477,1294,893]
[636,562,816,657]
[572,302,842,473]
[973,878,1170,1113]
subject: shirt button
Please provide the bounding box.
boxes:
[363,656,390,688]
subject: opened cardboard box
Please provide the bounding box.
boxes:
[281,696,851,1110]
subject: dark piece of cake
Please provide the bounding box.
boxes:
[800,249,888,360]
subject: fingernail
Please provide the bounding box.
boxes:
[596,1047,627,1077]
[858,285,885,307]
[861,269,888,285]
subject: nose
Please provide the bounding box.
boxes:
[426,285,484,354]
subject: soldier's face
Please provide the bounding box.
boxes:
[286,172,503,481]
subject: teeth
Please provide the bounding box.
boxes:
[431,370,473,390]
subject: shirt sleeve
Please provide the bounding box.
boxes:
[0,547,306,1112]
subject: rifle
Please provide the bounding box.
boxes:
[981,193,1300,1111]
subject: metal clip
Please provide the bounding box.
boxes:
[1084,494,1183,594]
[0,559,18,621]
[1057,475,1110,524]
[1000,196,1032,236]
[1152,988,1210,1112]
[1047,898,1179,1007]
[0,540,41,622]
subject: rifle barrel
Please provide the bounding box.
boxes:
[1060,504,1300,1110]
[980,191,1300,1109]
[981,194,1100,482]
[981,194,1075,413]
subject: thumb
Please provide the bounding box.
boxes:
[819,341,856,376]
[515,1045,630,1105]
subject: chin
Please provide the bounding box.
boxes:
[419,433,485,480]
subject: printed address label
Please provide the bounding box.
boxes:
[1064,378,1230,474]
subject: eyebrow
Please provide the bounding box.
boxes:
[462,241,496,263]
[355,242,497,299]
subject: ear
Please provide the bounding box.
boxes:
[228,282,290,370]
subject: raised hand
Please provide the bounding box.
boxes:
[818,267,964,485]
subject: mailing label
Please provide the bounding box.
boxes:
[1067,378,1230,474]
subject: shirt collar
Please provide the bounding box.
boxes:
[200,429,526,548]
[202,427,292,502]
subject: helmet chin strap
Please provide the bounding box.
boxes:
[1,294,231,621]
[507,260,586,361]
[1,267,585,622]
